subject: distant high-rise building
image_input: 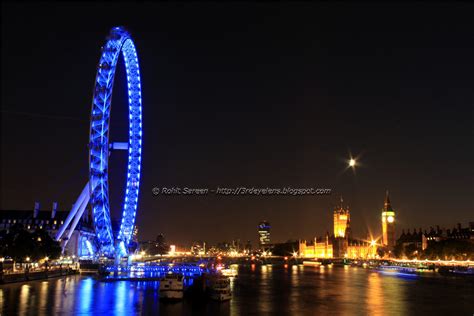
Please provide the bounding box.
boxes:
[333,196,350,238]
[244,240,252,253]
[258,220,271,248]
[381,191,396,249]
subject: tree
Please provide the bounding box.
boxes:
[376,246,387,258]
[0,223,35,262]
[0,225,61,262]
[392,243,405,258]
[31,229,61,260]
[272,241,298,256]
[404,244,418,259]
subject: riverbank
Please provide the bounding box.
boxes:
[0,267,78,284]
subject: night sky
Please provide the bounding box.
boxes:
[1,2,473,246]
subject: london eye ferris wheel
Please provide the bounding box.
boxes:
[56,26,143,258]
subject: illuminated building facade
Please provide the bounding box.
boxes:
[346,240,377,258]
[298,198,377,259]
[258,221,271,249]
[334,197,350,238]
[332,197,351,257]
[397,229,428,252]
[298,235,333,258]
[381,191,396,249]
[396,222,474,254]
[0,202,96,258]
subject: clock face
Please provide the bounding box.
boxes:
[387,216,394,223]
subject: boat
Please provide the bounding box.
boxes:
[438,266,474,277]
[302,260,322,267]
[376,265,418,275]
[220,265,238,277]
[208,275,232,301]
[159,273,184,300]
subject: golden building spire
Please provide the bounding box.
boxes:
[334,195,350,238]
[381,190,396,249]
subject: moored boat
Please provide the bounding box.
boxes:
[220,265,238,277]
[208,275,232,301]
[438,266,474,277]
[302,260,322,267]
[159,273,184,300]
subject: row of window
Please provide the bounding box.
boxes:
[0,224,62,230]
[1,219,64,225]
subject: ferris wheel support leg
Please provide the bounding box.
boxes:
[55,182,91,241]
[62,192,90,252]
[114,240,127,265]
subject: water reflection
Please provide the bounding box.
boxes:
[0,267,472,315]
[78,277,93,314]
[258,264,272,314]
[289,264,301,313]
[380,274,408,315]
[366,272,384,316]
[39,281,49,313]
[114,281,126,313]
[18,284,30,315]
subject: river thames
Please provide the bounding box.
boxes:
[1,265,473,315]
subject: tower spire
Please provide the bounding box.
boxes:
[381,190,396,249]
[384,190,391,211]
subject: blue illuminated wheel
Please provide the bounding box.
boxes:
[89,27,142,257]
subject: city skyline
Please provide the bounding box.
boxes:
[1,3,473,246]
[2,190,470,248]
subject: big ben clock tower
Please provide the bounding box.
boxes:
[381,191,396,249]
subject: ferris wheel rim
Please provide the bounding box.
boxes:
[88,26,143,257]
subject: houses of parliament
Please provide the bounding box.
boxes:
[298,192,396,259]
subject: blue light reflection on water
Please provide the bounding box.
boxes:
[378,270,419,279]
[78,277,93,314]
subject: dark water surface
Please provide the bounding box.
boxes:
[1,265,473,315]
